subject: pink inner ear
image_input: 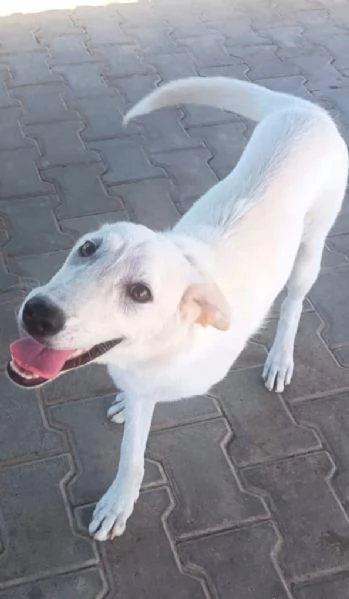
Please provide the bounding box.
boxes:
[180,283,230,331]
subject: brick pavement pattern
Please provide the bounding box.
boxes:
[1,0,349,597]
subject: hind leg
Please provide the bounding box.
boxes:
[262,230,326,392]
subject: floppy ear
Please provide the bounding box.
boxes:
[180,282,230,331]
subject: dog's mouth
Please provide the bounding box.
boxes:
[7,337,123,388]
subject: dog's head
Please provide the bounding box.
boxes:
[8,221,230,388]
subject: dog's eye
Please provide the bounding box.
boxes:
[78,240,97,258]
[127,283,152,303]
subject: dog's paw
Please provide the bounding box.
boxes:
[107,393,126,424]
[89,485,136,541]
[262,348,294,393]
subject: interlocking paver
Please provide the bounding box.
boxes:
[0,456,96,585]
[48,396,164,506]
[179,522,289,599]
[26,121,99,168]
[295,574,349,599]
[295,393,349,509]
[42,162,123,218]
[256,312,349,400]
[5,52,61,87]
[0,107,34,150]
[69,94,137,141]
[77,488,206,599]
[0,372,65,463]
[148,419,266,536]
[0,196,71,255]
[309,268,349,348]
[0,70,14,109]
[109,178,179,229]
[244,452,349,581]
[88,137,163,185]
[8,250,69,286]
[53,62,110,98]
[2,1,349,596]
[187,121,249,179]
[150,147,217,204]
[0,148,54,199]
[0,569,106,599]
[12,83,78,125]
[213,367,320,466]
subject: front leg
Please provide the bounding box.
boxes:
[89,395,155,541]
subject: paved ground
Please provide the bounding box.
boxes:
[1,0,349,597]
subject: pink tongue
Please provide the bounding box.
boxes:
[10,338,75,380]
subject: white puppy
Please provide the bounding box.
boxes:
[8,77,348,541]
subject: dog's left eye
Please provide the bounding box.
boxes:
[78,240,97,258]
[127,283,152,303]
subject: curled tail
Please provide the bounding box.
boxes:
[124,76,316,125]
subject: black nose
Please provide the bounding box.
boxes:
[22,296,65,338]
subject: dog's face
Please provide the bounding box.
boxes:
[8,221,230,388]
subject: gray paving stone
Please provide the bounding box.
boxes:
[60,211,129,239]
[26,121,99,169]
[36,11,81,39]
[283,46,349,92]
[295,574,349,599]
[8,250,69,286]
[179,522,289,599]
[5,52,61,87]
[74,14,132,45]
[244,452,349,581]
[123,24,181,56]
[42,364,115,404]
[135,110,204,154]
[255,312,349,401]
[42,163,122,218]
[88,138,163,185]
[147,419,266,537]
[0,258,19,292]
[12,83,78,125]
[0,291,25,367]
[0,456,96,585]
[110,72,159,106]
[213,367,320,466]
[0,372,65,463]
[0,197,71,255]
[153,395,221,430]
[48,396,164,506]
[93,43,151,78]
[232,340,268,370]
[0,107,34,151]
[309,268,349,348]
[108,178,179,229]
[147,52,198,82]
[229,44,301,79]
[0,70,13,109]
[176,35,242,68]
[46,36,95,66]
[0,148,54,199]
[53,63,110,98]
[150,148,217,203]
[0,568,106,599]
[295,393,349,511]
[77,488,206,599]
[0,23,40,53]
[188,121,248,179]
[69,94,137,141]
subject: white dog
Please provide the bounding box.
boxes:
[8,77,348,541]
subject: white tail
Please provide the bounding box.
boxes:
[124,76,314,125]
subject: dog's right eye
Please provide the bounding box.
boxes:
[78,240,97,258]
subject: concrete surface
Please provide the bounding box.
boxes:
[1,0,349,597]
